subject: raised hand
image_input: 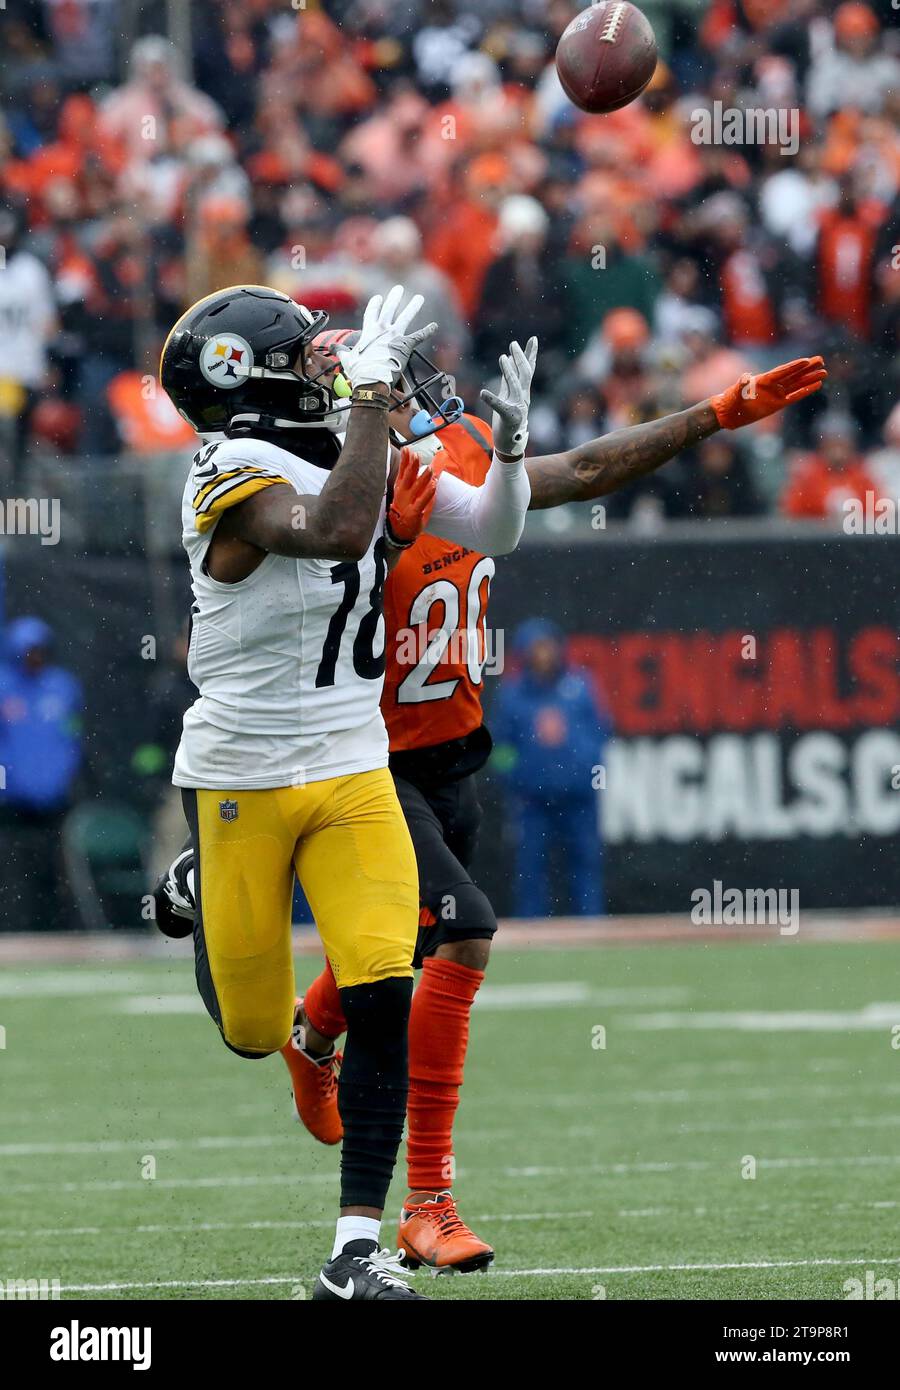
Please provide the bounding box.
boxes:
[338,285,437,389]
[711,356,827,430]
[386,445,440,546]
[480,337,538,458]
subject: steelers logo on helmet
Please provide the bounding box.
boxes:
[199,333,253,390]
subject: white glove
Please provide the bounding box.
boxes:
[480,337,538,458]
[338,284,437,389]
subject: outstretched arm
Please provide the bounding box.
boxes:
[423,337,537,553]
[527,402,718,510]
[526,356,827,511]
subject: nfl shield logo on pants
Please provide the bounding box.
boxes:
[219,799,239,823]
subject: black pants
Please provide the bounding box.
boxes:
[393,773,497,967]
[0,806,68,931]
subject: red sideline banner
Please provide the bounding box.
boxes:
[480,528,900,915]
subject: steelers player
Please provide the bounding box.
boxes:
[158,306,826,1275]
[157,283,532,1301]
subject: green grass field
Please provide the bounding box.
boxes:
[2,935,900,1301]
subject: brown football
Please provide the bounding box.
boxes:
[555,2,658,115]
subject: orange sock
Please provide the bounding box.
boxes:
[303,959,346,1040]
[406,956,484,1193]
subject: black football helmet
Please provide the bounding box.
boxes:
[160,284,341,435]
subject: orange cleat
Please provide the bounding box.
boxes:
[397,1191,494,1274]
[280,998,343,1146]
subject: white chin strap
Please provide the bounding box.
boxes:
[228,410,348,433]
[400,431,444,465]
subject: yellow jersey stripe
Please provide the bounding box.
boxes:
[194,476,291,534]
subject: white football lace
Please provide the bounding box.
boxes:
[600,2,626,42]
[353,1247,411,1289]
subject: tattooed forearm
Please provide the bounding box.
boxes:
[526,402,720,510]
[229,383,392,560]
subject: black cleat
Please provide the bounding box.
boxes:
[151,849,195,939]
[312,1241,428,1301]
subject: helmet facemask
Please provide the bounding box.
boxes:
[311,329,464,446]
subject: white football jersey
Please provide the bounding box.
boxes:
[173,436,389,790]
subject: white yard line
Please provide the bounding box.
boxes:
[0,1173,336,1194]
[0,1135,297,1157]
[500,1255,900,1277]
[78,997,840,1036]
[455,1079,900,1110]
[4,1194,898,1240]
[116,983,692,1016]
[12,1108,899,1160]
[0,1210,596,1241]
[627,1003,900,1032]
[503,1154,900,1178]
[5,1152,900,1195]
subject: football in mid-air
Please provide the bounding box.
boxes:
[555,1,658,114]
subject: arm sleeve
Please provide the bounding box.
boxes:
[425,451,531,555]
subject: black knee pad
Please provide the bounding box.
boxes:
[416,880,497,966]
[338,975,413,1210]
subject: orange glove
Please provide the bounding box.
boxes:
[711,356,827,430]
[386,445,440,545]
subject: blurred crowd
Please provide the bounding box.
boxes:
[1,0,899,522]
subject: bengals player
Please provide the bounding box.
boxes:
[156,336,827,1274]
[283,340,828,1274]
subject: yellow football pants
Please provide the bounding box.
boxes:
[183,768,419,1057]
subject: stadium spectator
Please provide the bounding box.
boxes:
[474,195,565,373]
[339,85,433,206]
[562,215,661,357]
[780,411,877,520]
[866,404,900,502]
[0,617,82,932]
[576,308,655,431]
[426,154,507,320]
[363,215,468,359]
[683,436,764,520]
[40,0,119,85]
[64,209,148,452]
[493,619,610,918]
[654,258,719,346]
[814,183,880,341]
[184,194,265,307]
[288,9,376,123]
[105,371,195,455]
[0,201,57,488]
[99,36,225,167]
[411,0,481,92]
[699,194,785,356]
[179,133,251,227]
[759,146,837,259]
[680,328,756,410]
[806,3,900,119]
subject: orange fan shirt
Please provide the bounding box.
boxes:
[817,212,877,339]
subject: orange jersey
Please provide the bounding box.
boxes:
[382,414,495,752]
